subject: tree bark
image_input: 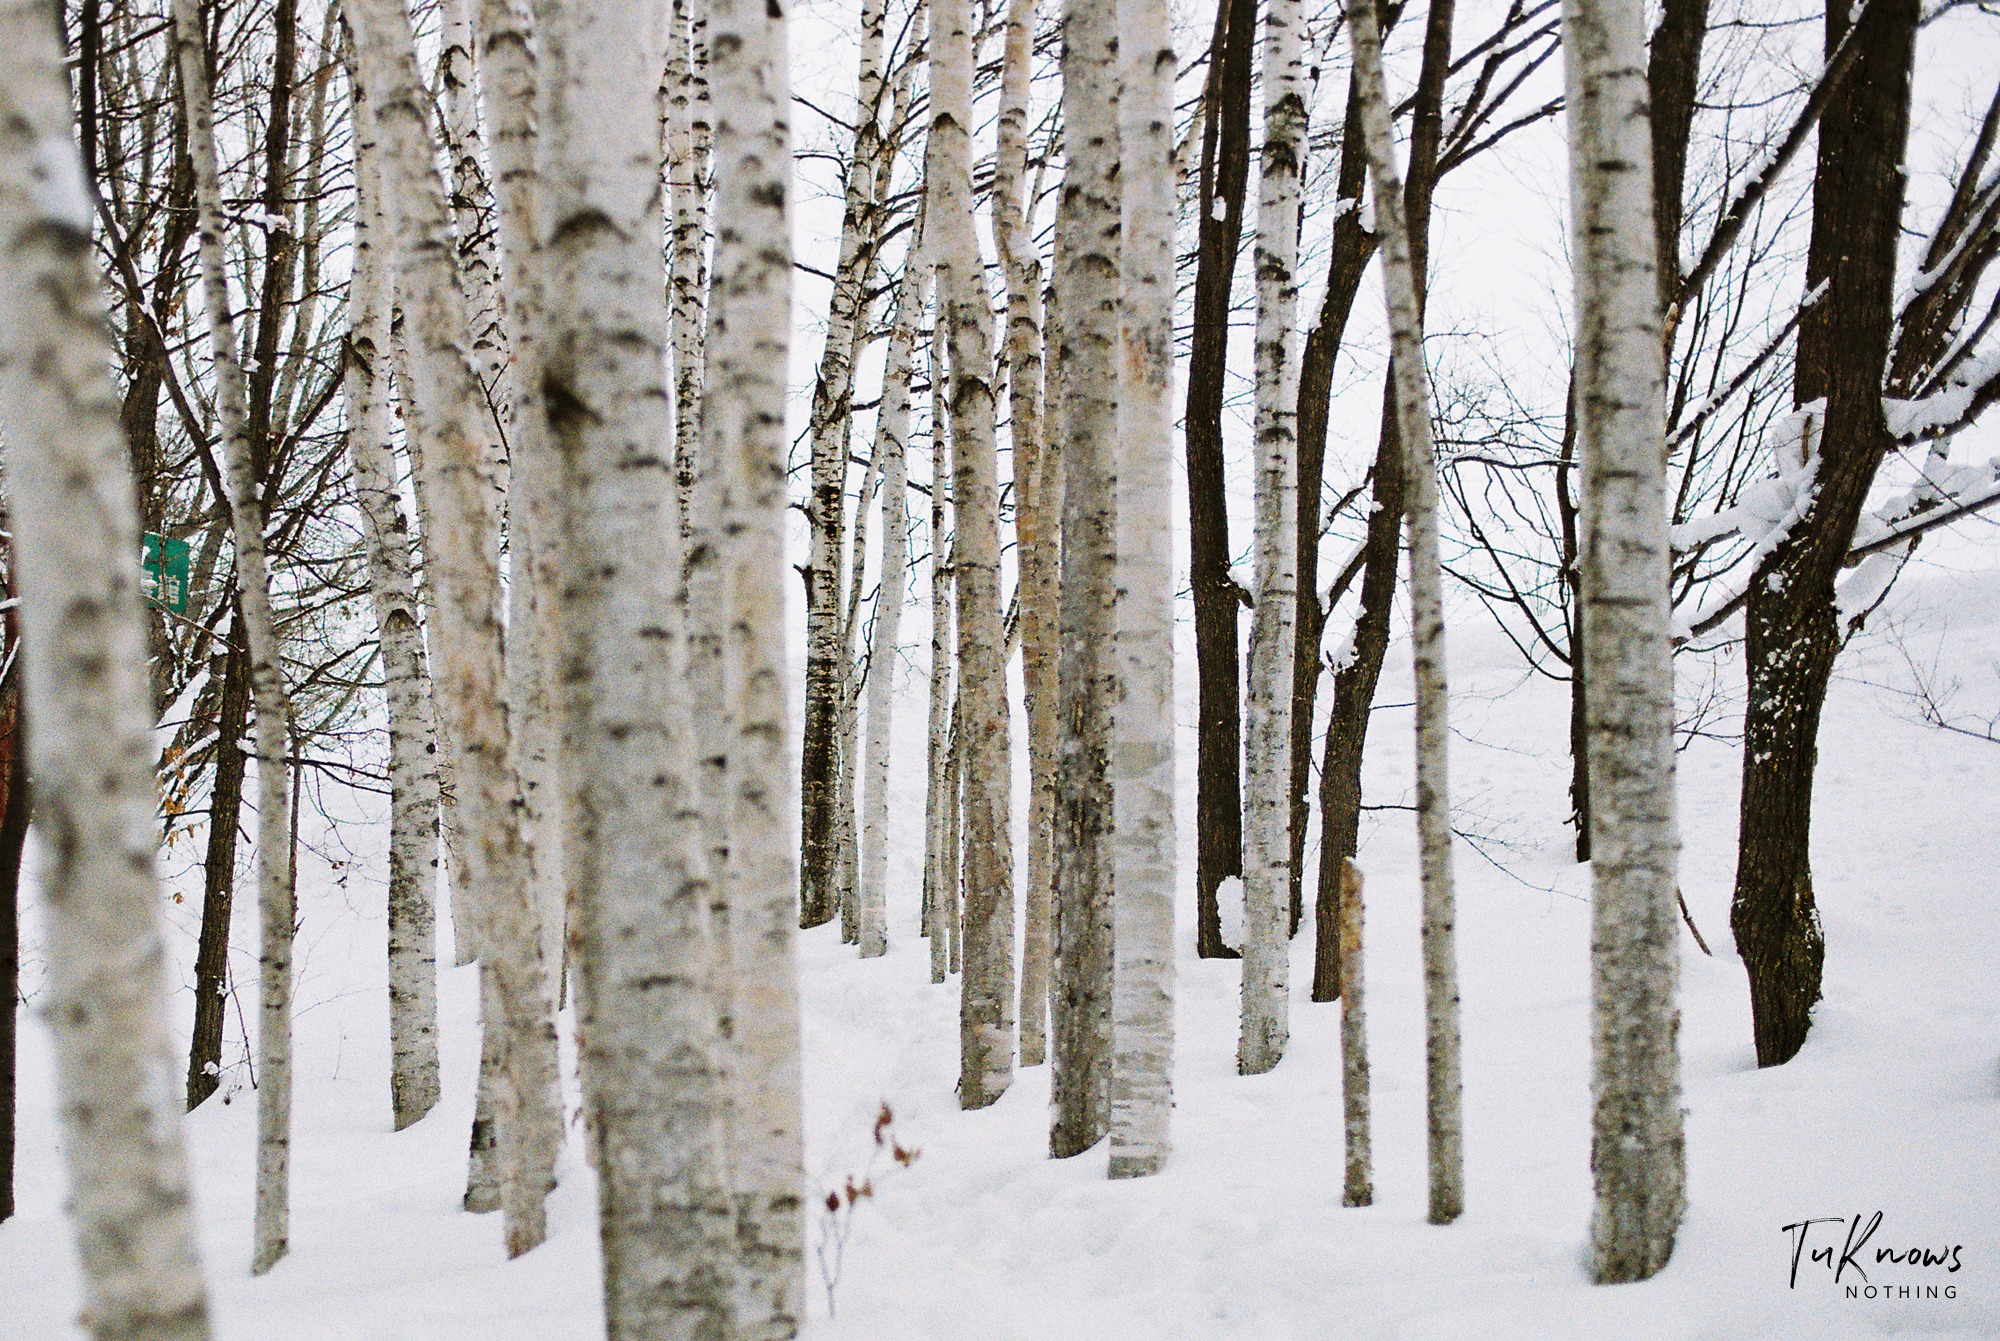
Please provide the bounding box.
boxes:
[1732,0,1916,1069]
[1237,0,1305,1078]
[1349,0,1463,1225]
[1314,0,1453,1011]
[1107,0,1176,1178]
[1565,0,1685,1281]
[924,289,955,987]
[997,0,1052,1071]
[536,0,735,1320]
[860,261,920,961]
[930,0,1016,1111]
[837,451,879,946]
[1646,0,1708,323]
[184,622,247,1110]
[1295,80,1377,969]
[0,560,22,1225]
[1567,0,1708,864]
[1186,0,1257,957]
[800,0,890,932]
[172,0,295,1271]
[1338,858,1370,1206]
[0,4,214,1324]
[480,0,573,1012]
[1051,0,1117,1154]
[347,58,442,1134]
[349,0,558,1255]
[706,0,808,1324]
[666,0,708,531]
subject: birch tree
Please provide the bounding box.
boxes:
[1564,0,1685,1283]
[923,299,956,987]
[1236,0,1304,1078]
[666,0,707,521]
[860,259,921,960]
[929,0,1016,1110]
[348,0,558,1256]
[477,0,569,1017]
[994,0,1053,1070]
[345,77,441,1132]
[1349,0,1464,1224]
[705,0,808,1323]
[531,0,738,1324]
[673,0,734,1009]
[437,0,506,433]
[0,571,14,1229]
[1107,0,1176,1179]
[1338,859,1370,1206]
[1052,0,1117,1153]
[835,453,879,944]
[172,0,295,1271]
[0,2,213,1328]
[800,0,891,931]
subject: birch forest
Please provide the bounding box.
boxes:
[3,0,1999,1333]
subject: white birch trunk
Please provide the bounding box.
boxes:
[1565,0,1684,1284]
[349,0,557,1257]
[924,315,956,985]
[171,0,294,1272]
[1348,0,1464,1225]
[0,11,213,1332]
[1107,0,1176,1178]
[994,0,1052,1072]
[380,112,473,980]
[945,703,963,976]
[706,0,807,1325]
[1338,858,1370,1206]
[861,260,916,959]
[802,0,887,936]
[666,0,707,531]
[345,89,442,1131]
[930,0,1015,1108]
[1237,0,1304,1078]
[1052,0,1116,1156]
[438,0,508,451]
[433,8,514,960]
[533,0,733,1324]
[478,0,569,1014]
[836,450,879,945]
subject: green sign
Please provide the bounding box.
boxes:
[142,532,190,616]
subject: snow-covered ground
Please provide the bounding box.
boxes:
[5,555,1999,1341]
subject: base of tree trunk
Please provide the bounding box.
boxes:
[1733,870,1824,1067]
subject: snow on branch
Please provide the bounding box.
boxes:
[1886,349,2000,445]
[1669,400,1822,561]
[1673,442,2000,644]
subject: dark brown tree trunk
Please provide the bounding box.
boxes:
[119,147,196,716]
[1311,0,1452,1002]
[800,556,839,928]
[1732,0,1915,1068]
[1289,76,1376,948]
[1558,392,1588,861]
[186,608,250,1110]
[1647,0,1708,319]
[245,0,298,491]
[1187,0,1257,958]
[1312,391,1403,1003]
